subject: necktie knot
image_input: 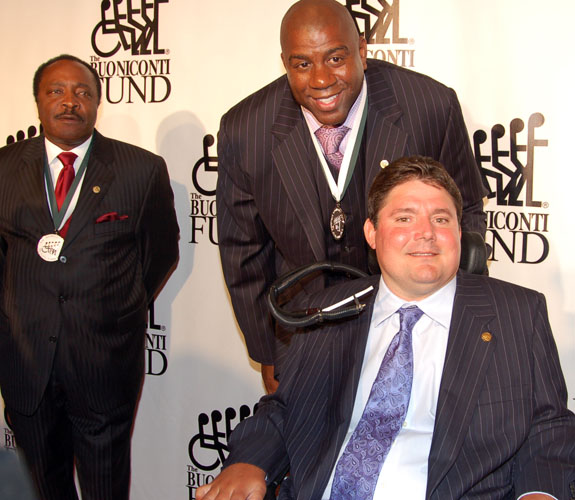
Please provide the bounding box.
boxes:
[315,125,350,173]
[315,125,349,155]
[398,305,424,334]
[57,152,77,169]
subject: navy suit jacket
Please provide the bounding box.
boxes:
[226,272,575,499]
[0,130,179,415]
[217,59,487,365]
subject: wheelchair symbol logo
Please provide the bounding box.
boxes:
[188,406,252,471]
[91,0,169,57]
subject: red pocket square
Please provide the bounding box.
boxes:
[96,212,129,223]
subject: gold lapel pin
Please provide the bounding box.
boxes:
[481,332,492,342]
[93,186,101,194]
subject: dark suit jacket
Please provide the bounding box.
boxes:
[225,272,575,499]
[0,130,179,415]
[217,59,488,365]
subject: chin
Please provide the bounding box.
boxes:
[410,270,443,286]
[311,111,341,127]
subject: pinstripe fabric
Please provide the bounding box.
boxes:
[217,59,488,365]
[0,130,179,498]
[225,272,575,499]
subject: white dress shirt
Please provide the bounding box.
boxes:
[44,136,92,231]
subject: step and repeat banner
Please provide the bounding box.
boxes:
[0,1,573,498]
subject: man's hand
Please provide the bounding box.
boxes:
[261,364,279,394]
[519,494,556,499]
[196,463,266,500]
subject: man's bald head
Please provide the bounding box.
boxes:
[280,0,367,126]
[280,0,359,52]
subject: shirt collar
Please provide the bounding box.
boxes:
[45,134,93,167]
[371,275,457,330]
[301,77,367,133]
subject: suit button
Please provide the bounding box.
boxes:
[59,255,67,263]
[49,336,57,343]
[58,295,67,303]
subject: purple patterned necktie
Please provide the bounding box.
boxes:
[315,125,350,176]
[330,305,424,499]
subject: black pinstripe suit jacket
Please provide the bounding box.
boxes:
[217,59,488,365]
[226,272,575,499]
[0,130,179,415]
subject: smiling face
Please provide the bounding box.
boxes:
[280,0,367,126]
[364,179,461,301]
[36,59,99,150]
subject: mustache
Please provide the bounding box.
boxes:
[55,110,83,121]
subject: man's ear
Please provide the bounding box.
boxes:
[359,36,368,70]
[364,218,376,250]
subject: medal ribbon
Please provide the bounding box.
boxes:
[44,143,92,232]
[311,82,368,204]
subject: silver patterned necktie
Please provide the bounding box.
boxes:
[315,125,350,177]
[330,305,424,499]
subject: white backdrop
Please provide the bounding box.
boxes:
[0,1,573,498]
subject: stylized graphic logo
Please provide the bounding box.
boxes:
[91,0,168,57]
[90,0,172,104]
[146,301,168,376]
[474,113,550,264]
[344,0,415,67]
[186,405,255,499]
[190,135,218,245]
[5,125,41,146]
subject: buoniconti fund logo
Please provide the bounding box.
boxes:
[186,405,255,499]
[474,113,550,265]
[3,428,16,451]
[5,125,41,146]
[189,135,218,246]
[344,0,415,68]
[90,0,172,104]
[145,301,169,376]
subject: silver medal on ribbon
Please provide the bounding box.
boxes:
[330,203,346,240]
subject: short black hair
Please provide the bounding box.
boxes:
[367,155,463,226]
[33,54,101,103]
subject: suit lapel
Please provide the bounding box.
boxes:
[17,137,56,235]
[426,273,497,497]
[63,131,115,246]
[363,61,410,199]
[271,84,326,261]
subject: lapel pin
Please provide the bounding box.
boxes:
[93,186,101,194]
[481,332,492,342]
[380,159,389,169]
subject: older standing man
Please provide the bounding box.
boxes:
[0,54,179,500]
[200,156,575,500]
[217,0,487,393]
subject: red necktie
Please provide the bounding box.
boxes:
[55,152,77,237]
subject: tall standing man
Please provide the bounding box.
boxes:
[0,54,179,500]
[217,0,487,393]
